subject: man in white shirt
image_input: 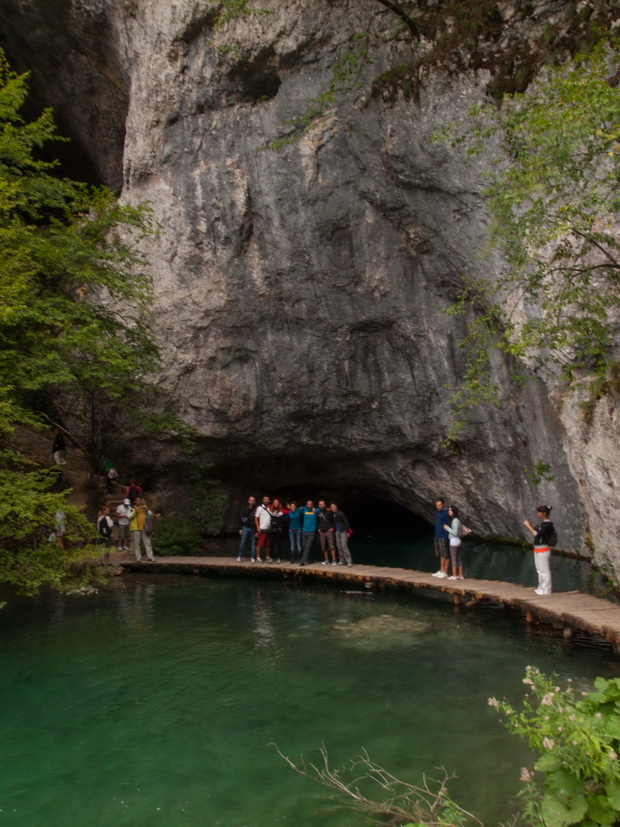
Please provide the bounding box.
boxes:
[254,496,272,563]
[115,498,132,551]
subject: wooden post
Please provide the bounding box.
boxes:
[525,610,534,624]
[563,626,574,640]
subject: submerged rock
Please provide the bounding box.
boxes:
[332,613,430,651]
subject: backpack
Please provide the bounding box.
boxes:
[98,516,112,539]
[144,514,154,536]
[128,483,140,501]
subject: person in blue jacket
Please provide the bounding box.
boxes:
[299,500,320,565]
[286,501,303,563]
[431,498,451,579]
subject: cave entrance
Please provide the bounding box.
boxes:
[271,486,430,539]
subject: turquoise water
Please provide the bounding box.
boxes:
[0,575,618,826]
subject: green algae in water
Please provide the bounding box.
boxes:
[0,576,618,826]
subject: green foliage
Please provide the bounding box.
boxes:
[524,461,556,486]
[152,515,202,556]
[0,450,104,595]
[443,39,620,435]
[490,667,620,826]
[0,52,157,440]
[184,459,228,535]
[213,0,272,30]
[0,50,163,595]
[263,33,370,150]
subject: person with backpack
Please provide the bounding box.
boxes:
[524,505,556,595]
[126,479,143,505]
[97,505,114,560]
[129,496,155,562]
[102,457,119,495]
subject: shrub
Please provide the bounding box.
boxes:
[490,667,620,826]
[152,516,202,556]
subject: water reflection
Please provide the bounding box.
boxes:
[0,577,616,826]
[115,582,156,636]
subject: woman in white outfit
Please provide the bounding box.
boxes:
[444,506,463,580]
[524,505,554,595]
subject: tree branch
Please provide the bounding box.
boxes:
[372,0,420,38]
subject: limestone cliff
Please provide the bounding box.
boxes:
[1,0,618,573]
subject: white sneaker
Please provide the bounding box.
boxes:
[431,571,442,577]
[236,556,242,562]
[435,572,448,579]
[321,561,329,565]
[447,575,457,580]
[331,561,337,566]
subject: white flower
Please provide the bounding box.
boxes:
[543,737,555,749]
[488,697,499,708]
[610,750,618,760]
[541,693,555,706]
[520,767,534,782]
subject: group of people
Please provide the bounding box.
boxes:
[432,498,556,595]
[431,499,470,581]
[238,497,354,566]
[96,482,155,563]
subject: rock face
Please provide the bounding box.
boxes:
[2,0,618,571]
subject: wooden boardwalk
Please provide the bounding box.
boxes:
[119,556,620,650]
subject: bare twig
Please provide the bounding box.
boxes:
[271,743,487,826]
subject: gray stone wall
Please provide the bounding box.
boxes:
[3,0,618,573]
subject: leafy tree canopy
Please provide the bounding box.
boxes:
[0,51,160,595]
[444,38,620,438]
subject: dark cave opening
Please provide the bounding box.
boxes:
[270,485,430,538]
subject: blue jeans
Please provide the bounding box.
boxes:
[289,529,302,557]
[237,526,256,558]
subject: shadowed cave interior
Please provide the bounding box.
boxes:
[268,488,430,538]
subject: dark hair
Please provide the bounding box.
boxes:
[448,505,460,519]
[536,505,551,516]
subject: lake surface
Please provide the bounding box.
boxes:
[0,574,618,826]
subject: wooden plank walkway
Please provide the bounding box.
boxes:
[119,556,620,649]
